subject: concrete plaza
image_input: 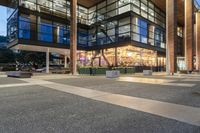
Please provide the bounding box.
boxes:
[0,73,200,133]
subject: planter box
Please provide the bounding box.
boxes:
[143,70,152,76]
[106,70,120,78]
[7,71,32,78]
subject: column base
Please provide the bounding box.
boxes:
[166,72,175,76]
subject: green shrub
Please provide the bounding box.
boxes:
[2,66,16,71]
[78,67,135,75]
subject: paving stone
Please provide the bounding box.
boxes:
[0,85,199,133]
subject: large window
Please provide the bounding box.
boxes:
[53,0,67,18]
[7,10,18,43]
[119,17,131,42]
[19,14,30,39]
[97,26,107,45]
[107,21,118,44]
[88,27,96,46]
[139,19,148,43]
[19,0,36,10]
[38,19,53,42]
[18,0,165,28]
[131,17,165,48]
[132,17,147,43]
[19,0,68,18]
[87,0,165,28]
[54,23,69,45]
[78,6,88,24]
[119,0,131,14]
[154,27,165,48]
[78,28,88,46]
[148,25,155,46]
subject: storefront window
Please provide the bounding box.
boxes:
[78,46,162,68]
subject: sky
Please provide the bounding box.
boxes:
[0,6,7,36]
[0,0,200,36]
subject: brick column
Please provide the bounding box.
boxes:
[185,0,194,72]
[70,0,77,75]
[196,12,200,71]
[166,0,177,74]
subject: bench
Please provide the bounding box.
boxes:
[143,70,152,76]
[106,70,120,78]
[51,68,70,74]
[7,71,32,78]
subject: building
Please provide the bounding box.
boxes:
[0,0,200,74]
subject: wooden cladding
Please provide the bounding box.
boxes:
[78,0,104,8]
[184,0,194,71]
[150,0,184,26]
[70,0,78,75]
[166,0,177,74]
[196,13,200,71]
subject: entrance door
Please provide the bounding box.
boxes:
[177,57,186,71]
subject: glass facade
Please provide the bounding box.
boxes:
[17,13,72,46]
[88,0,165,28]
[7,10,18,43]
[7,0,166,50]
[18,0,88,23]
[18,14,30,39]
[177,26,184,56]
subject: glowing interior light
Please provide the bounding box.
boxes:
[127,51,133,57]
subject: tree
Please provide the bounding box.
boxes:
[0,48,15,63]
[0,36,6,42]
[15,51,46,69]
